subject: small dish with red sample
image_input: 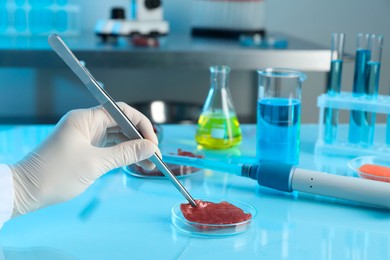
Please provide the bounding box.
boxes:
[123,149,204,179]
[171,198,256,236]
[348,156,390,183]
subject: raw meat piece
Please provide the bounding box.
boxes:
[180,200,252,229]
[177,148,203,158]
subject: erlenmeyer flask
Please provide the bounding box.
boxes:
[195,65,242,149]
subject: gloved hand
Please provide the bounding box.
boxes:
[10,102,160,217]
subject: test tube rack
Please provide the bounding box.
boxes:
[316,91,390,157]
[0,0,80,36]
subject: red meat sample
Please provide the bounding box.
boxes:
[180,200,252,229]
[177,148,203,158]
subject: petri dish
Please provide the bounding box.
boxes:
[171,199,256,236]
[123,163,202,179]
[348,156,390,183]
[123,148,203,179]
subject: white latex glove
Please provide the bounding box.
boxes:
[10,102,160,217]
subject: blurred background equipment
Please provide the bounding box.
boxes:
[95,0,169,40]
[191,0,266,38]
[132,101,202,124]
[0,0,81,36]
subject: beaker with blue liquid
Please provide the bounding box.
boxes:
[256,68,306,165]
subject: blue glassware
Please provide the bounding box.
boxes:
[362,35,383,146]
[256,68,306,165]
[349,33,370,144]
[324,33,345,144]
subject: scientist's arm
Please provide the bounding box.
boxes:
[9,102,159,217]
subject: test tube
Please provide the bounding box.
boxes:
[324,33,345,144]
[348,33,370,144]
[362,34,383,146]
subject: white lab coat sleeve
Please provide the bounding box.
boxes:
[0,164,14,229]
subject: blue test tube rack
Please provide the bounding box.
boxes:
[316,91,390,157]
[0,0,80,36]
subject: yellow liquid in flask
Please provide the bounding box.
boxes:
[195,111,242,149]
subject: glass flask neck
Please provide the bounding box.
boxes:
[201,65,236,115]
[210,66,230,89]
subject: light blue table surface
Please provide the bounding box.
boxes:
[0,124,389,260]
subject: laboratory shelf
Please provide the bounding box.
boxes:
[0,32,331,71]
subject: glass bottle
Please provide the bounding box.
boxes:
[195,65,242,149]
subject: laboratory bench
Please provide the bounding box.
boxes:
[0,32,331,71]
[0,124,389,259]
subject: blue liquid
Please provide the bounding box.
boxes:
[327,60,343,94]
[324,59,343,143]
[353,49,370,94]
[365,61,381,96]
[349,49,370,144]
[362,61,381,146]
[256,98,301,164]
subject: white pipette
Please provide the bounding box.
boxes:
[163,154,390,209]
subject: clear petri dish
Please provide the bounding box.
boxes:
[123,163,202,179]
[171,199,256,236]
[123,148,204,179]
[348,156,390,183]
